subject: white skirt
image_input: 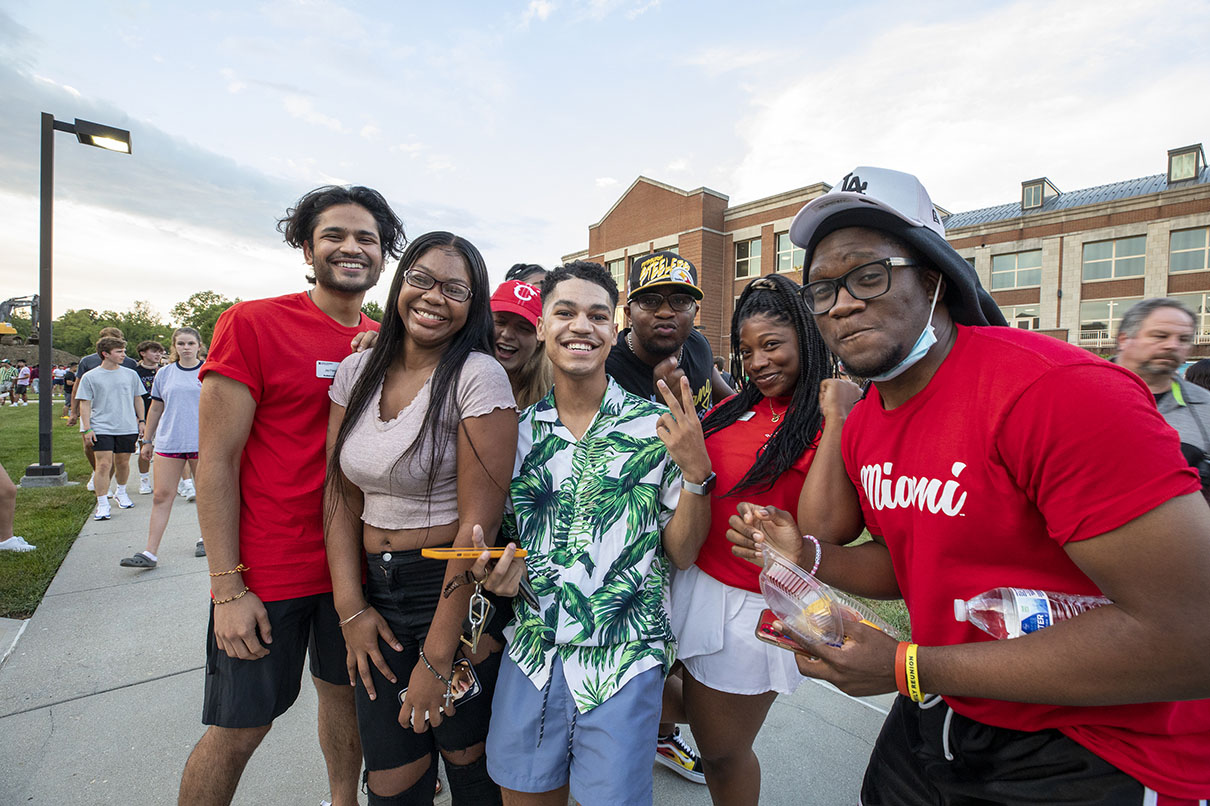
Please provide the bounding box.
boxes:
[669,563,805,696]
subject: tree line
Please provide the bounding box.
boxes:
[3,292,384,357]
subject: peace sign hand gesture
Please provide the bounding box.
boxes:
[656,376,712,486]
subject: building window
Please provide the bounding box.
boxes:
[1170,228,1210,273]
[606,258,626,295]
[1022,183,1043,209]
[1081,236,1145,281]
[1167,293,1210,341]
[990,250,1042,290]
[735,238,761,278]
[1168,145,1205,183]
[963,256,976,270]
[1079,297,1141,347]
[775,233,805,274]
[1001,304,1041,330]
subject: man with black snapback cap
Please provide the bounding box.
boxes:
[607,251,733,417]
[730,167,1210,803]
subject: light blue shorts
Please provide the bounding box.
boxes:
[486,651,663,804]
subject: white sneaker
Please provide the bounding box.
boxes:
[184,480,196,502]
[0,536,36,552]
[139,478,153,495]
[178,479,188,496]
[114,489,134,509]
[86,474,95,492]
[94,500,111,520]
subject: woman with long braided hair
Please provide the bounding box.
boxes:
[670,273,863,805]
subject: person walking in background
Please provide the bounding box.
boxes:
[134,340,166,495]
[62,361,77,418]
[0,359,15,406]
[120,328,205,569]
[74,336,145,521]
[52,364,66,397]
[13,359,30,405]
[70,326,140,494]
[489,279,551,409]
[712,355,734,388]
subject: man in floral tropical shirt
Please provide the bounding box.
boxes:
[484,260,713,806]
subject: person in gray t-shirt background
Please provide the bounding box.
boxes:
[75,336,146,521]
[69,325,140,495]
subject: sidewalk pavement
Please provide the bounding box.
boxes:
[0,480,892,805]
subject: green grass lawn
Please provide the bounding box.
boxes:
[0,397,97,618]
[844,533,912,640]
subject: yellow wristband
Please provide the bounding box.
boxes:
[904,643,925,702]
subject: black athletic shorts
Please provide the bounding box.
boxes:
[861,695,1152,805]
[356,549,502,771]
[92,433,138,454]
[202,591,349,729]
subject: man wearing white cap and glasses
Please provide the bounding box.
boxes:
[729,167,1210,803]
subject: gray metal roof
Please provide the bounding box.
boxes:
[941,167,1210,230]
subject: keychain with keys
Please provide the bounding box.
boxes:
[466,580,490,653]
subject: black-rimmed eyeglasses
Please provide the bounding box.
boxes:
[799,258,916,315]
[632,292,696,312]
[404,269,472,303]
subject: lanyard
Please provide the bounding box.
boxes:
[1172,379,1186,407]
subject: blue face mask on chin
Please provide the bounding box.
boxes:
[868,278,942,383]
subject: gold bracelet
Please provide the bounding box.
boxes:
[209,563,249,578]
[338,606,370,628]
[904,643,925,702]
[213,587,250,605]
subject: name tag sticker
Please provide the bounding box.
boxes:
[316,360,340,379]
[738,411,756,421]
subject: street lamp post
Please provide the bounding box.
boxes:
[21,113,131,488]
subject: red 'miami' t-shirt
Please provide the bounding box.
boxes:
[843,325,1208,797]
[696,396,817,593]
[200,292,379,602]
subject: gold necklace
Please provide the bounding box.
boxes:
[768,398,784,424]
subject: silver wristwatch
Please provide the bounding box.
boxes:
[682,472,717,496]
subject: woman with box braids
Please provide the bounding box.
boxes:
[674,273,863,805]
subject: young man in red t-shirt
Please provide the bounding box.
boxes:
[731,167,1210,803]
[178,185,405,806]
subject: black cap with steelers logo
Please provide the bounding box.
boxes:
[627,251,703,301]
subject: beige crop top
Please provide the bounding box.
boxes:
[329,349,516,530]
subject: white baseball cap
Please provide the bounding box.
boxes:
[789,166,945,249]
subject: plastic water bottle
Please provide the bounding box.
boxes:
[954,587,1112,639]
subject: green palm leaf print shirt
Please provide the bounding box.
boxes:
[503,379,683,713]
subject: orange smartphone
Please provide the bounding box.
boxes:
[420,547,528,560]
[755,608,812,654]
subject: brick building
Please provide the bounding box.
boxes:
[564,143,1210,363]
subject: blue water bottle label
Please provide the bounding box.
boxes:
[1012,589,1053,635]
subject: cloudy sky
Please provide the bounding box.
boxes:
[1,0,1208,320]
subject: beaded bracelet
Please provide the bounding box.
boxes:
[417,646,456,709]
[802,534,822,576]
[213,587,250,605]
[209,563,248,578]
